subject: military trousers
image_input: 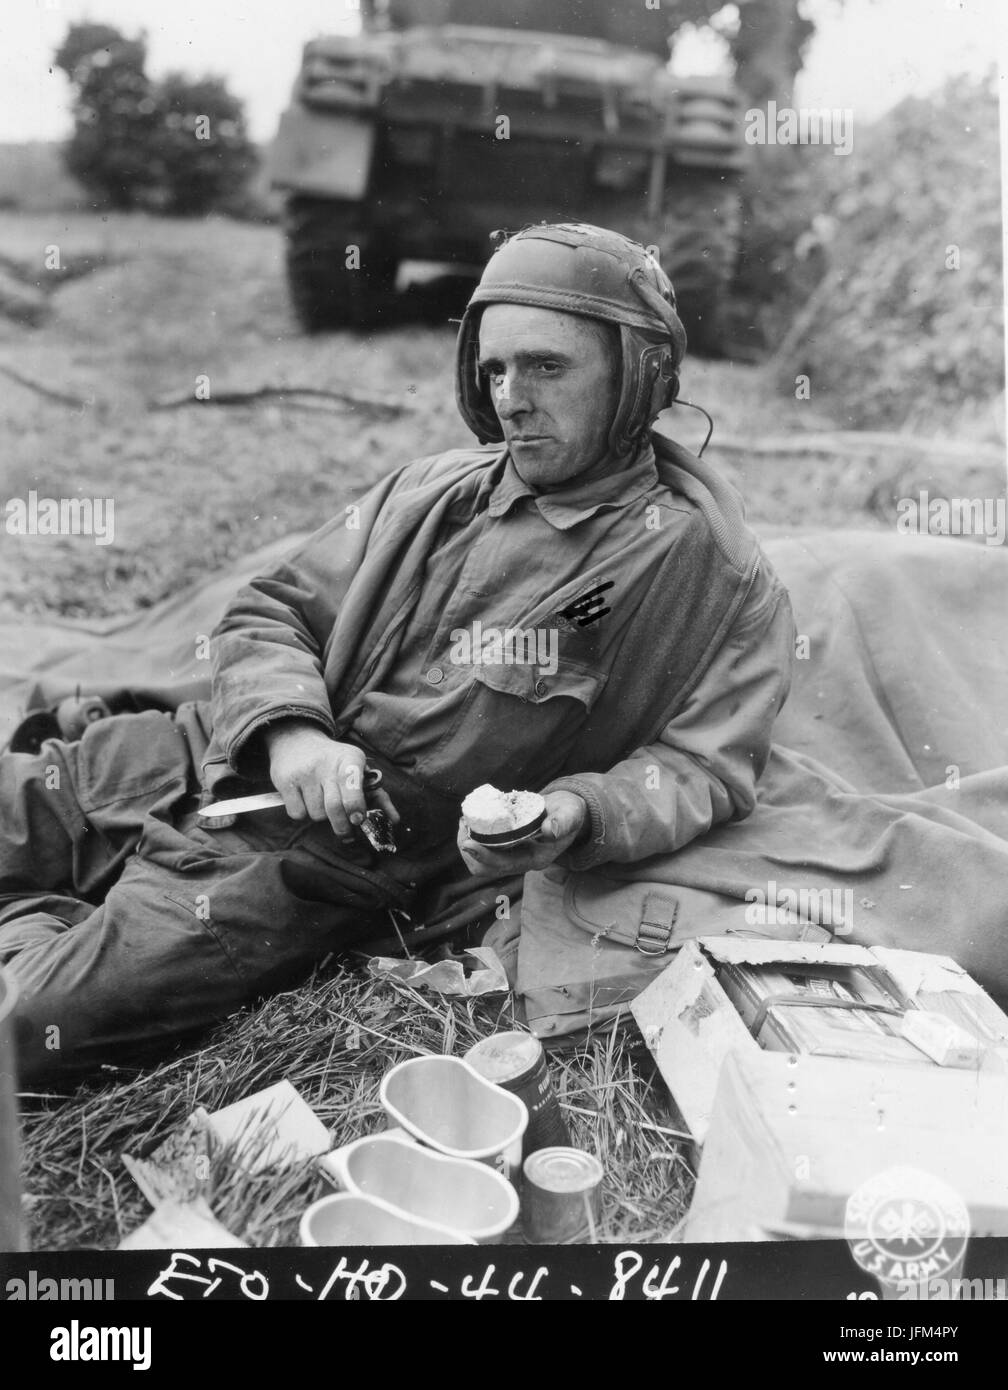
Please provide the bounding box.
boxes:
[0,707,463,1086]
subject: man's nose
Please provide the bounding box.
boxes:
[493,372,531,418]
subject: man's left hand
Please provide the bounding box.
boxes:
[457,790,589,880]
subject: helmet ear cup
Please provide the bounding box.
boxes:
[608,330,682,454]
[660,351,681,405]
[454,305,504,443]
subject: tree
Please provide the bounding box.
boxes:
[731,0,816,108]
[54,25,161,209]
[54,22,257,215]
[149,74,258,215]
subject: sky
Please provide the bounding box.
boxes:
[0,0,1002,145]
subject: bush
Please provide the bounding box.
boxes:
[734,74,1004,430]
[147,74,258,216]
[800,76,1003,430]
[727,144,826,351]
[54,23,256,217]
[54,27,162,210]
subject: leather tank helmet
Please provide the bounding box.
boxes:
[455,222,688,464]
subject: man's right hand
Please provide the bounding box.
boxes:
[265,721,400,840]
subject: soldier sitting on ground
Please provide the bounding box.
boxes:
[0,222,794,1084]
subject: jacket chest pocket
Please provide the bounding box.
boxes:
[472,657,606,713]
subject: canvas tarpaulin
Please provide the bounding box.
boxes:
[0,534,303,742]
[519,528,1008,1039]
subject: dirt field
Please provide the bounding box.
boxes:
[2,210,1002,621]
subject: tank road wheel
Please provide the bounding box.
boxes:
[656,178,743,356]
[283,197,397,332]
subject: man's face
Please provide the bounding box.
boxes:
[477,304,621,490]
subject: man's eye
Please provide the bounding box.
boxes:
[537,362,562,374]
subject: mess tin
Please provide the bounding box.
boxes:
[380,1055,528,1184]
[320,1132,518,1243]
[468,810,547,848]
[299,1191,474,1246]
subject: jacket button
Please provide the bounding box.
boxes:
[426,667,445,685]
[534,678,548,697]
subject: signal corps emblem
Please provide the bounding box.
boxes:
[844,1166,969,1292]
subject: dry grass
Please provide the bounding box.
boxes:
[19,966,691,1250]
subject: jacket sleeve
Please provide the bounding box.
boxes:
[543,561,796,868]
[209,456,433,776]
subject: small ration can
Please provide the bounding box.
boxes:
[465,1030,570,1157]
[522,1147,604,1244]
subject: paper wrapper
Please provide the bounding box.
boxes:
[123,1112,214,1207]
[367,946,508,997]
[118,1197,246,1250]
[124,1079,332,1199]
[199,1079,332,1174]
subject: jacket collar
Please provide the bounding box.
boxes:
[487,444,659,531]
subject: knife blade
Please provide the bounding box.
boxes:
[197,765,385,821]
[197,791,286,818]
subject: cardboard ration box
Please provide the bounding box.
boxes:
[630,937,1008,1144]
[715,958,922,1064]
[681,1047,1008,1244]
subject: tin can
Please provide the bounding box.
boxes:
[522,1147,603,1244]
[464,1030,570,1158]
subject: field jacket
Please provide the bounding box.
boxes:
[207,429,795,871]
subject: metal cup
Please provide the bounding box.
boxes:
[321,1132,519,1242]
[380,1055,528,1184]
[299,1191,474,1246]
